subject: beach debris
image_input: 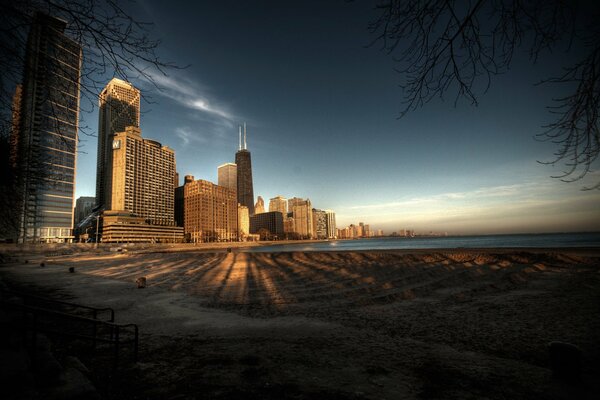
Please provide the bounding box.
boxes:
[136,277,147,289]
[68,267,75,273]
[548,341,581,382]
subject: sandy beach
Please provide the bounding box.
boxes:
[1,247,599,399]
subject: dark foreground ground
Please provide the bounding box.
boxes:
[1,248,599,399]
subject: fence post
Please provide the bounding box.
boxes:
[113,326,120,371]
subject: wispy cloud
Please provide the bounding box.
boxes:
[174,126,206,146]
[347,184,525,211]
[338,181,600,233]
[147,72,234,121]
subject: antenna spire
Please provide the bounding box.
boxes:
[243,122,247,150]
[238,125,242,150]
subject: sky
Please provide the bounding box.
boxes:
[74,0,600,235]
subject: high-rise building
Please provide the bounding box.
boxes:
[289,198,313,239]
[250,211,284,239]
[312,209,328,239]
[238,204,249,239]
[254,196,265,214]
[287,197,304,212]
[325,210,337,239]
[269,195,287,215]
[73,196,95,227]
[175,175,195,227]
[109,126,175,225]
[9,85,22,170]
[15,13,82,243]
[218,163,237,192]
[235,123,254,215]
[96,78,140,209]
[184,177,238,242]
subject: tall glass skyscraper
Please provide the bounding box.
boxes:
[96,78,140,209]
[16,13,82,243]
[235,123,255,215]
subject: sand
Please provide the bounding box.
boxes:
[1,247,599,399]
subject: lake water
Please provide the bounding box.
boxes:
[243,232,600,252]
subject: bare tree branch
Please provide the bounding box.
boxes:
[369,0,600,188]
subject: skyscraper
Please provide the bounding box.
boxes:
[325,210,337,239]
[184,177,238,242]
[235,123,255,215]
[238,204,249,239]
[269,195,287,215]
[312,209,328,239]
[288,198,313,239]
[217,163,237,191]
[96,78,140,209]
[16,13,82,243]
[254,196,265,214]
[74,196,95,227]
[109,126,175,225]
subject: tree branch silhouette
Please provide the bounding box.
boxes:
[369,0,599,188]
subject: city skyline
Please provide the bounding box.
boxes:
[72,1,600,235]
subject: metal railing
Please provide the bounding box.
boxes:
[0,292,138,368]
[1,289,115,322]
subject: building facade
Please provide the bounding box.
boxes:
[15,13,82,243]
[238,204,249,239]
[289,198,313,239]
[101,211,183,243]
[269,195,287,215]
[235,124,254,215]
[73,196,95,227]
[109,126,175,225]
[312,209,328,239]
[254,196,265,214]
[325,210,337,239]
[96,78,140,209]
[250,211,284,239]
[218,163,237,192]
[184,177,238,242]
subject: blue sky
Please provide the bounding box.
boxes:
[75,0,600,234]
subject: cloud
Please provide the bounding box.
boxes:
[174,126,206,146]
[346,184,525,211]
[147,72,234,121]
[338,181,600,233]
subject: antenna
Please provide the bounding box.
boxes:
[243,122,247,150]
[238,125,242,150]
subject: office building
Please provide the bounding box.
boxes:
[283,215,295,238]
[74,196,95,227]
[218,163,237,191]
[96,78,140,209]
[184,177,238,242]
[238,204,249,239]
[250,211,284,239]
[255,196,265,214]
[101,211,183,243]
[9,85,22,170]
[269,195,287,215]
[235,123,254,215]
[15,13,82,242]
[108,126,175,225]
[312,209,328,239]
[175,175,194,227]
[289,198,313,239]
[325,210,337,239]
